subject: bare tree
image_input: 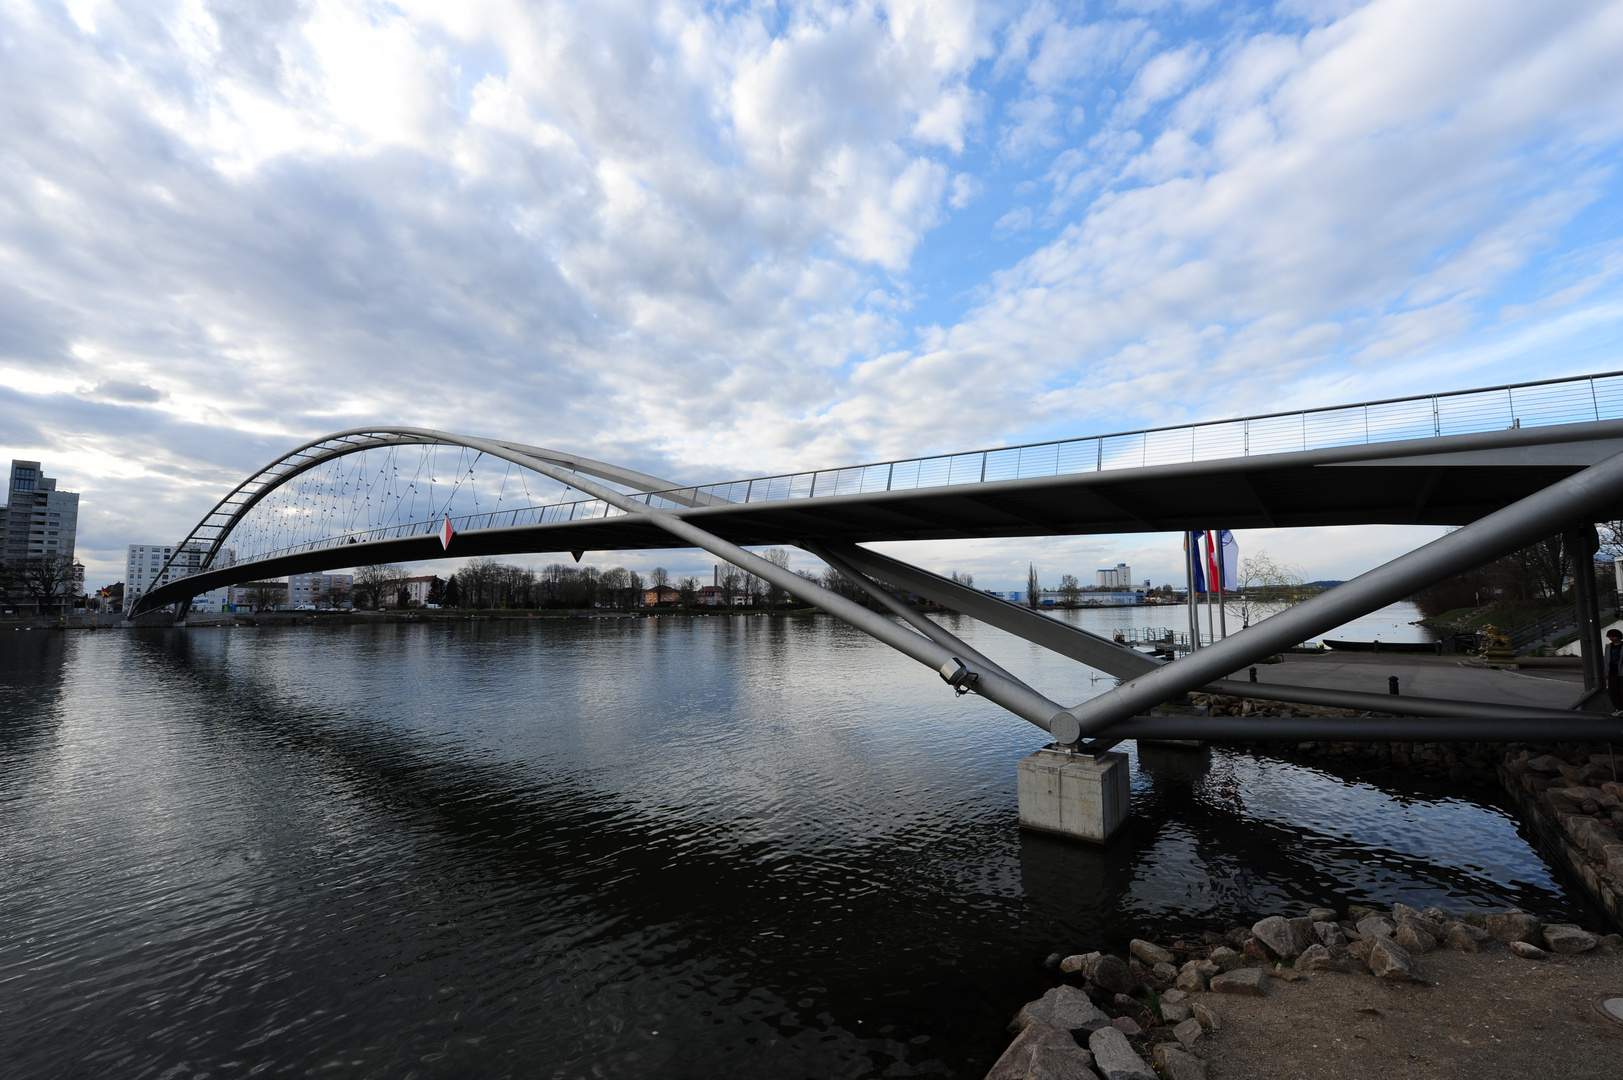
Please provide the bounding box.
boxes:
[720,565,743,605]
[650,567,670,589]
[7,554,77,614]
[353,563,405,609]
[677,576,699,607]
[1026,564,1040,609]
[1059,573,1082,607]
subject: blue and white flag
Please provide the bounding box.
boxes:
[1220,530,1239,591]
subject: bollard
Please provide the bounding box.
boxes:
[1373,639,1380,653]
[1388,675,1399,695]
[1249,666,1258,683]
[1435,640,1443,655]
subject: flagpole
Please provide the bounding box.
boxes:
[1185,532,1200,652]
[1217,530,1229,639]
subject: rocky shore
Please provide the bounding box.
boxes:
[989,903,1623,1080]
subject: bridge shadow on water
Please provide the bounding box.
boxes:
[0,620,1593,1080]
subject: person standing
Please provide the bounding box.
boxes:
[1607,628,1623,715]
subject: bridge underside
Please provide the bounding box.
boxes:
[139,422,1623,607]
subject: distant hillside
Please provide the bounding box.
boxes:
[1308,580,1345,589]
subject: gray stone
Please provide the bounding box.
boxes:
[1206,946,1245,971]
[1458,910,1488,929]
[1130,938,1175,967]
[1027,1042,1103,1080]
[1356,915,1395,939]
[1191,1002,1219,1030]
[1541,924,1599,955]
[1152,961,1179,984]
[1421,906,1455,923]
[1444,924,1482,953]
[1154,1044,1207,1080]
[1599,933,1623,955]
[1337,920,1364,941]
[1210,967,1269,996]
[1525,753,1565,773]
[1295,943,1345,972]
[1313,920,1347,947]
[1395,922,1436,955]
[1111,1016,1142,1036]
[1060,951,1100,974]
[1011,985,1114,1036]
[1485,911,1544,946]
[987,1021,1095,1080]
[1368,937,1422,981]
[1307,906,1339,923]
[1174,967,1206,993]
[1159,1002,1193,1023]
[1160,989,1189,1004]
[1088,1026,1157,1080]
[1347,938,1375,964]
[1173,1017,1204,1050]
[1509,940,1548,959]
[1090,954,1141,996]
[1252,915,1311,958]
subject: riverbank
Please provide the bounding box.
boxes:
[993,902,1623,1079]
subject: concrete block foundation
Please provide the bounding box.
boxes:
[1017,748,1131,844]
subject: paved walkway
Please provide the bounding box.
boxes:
[1224,652,1591,712]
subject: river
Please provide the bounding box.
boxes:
[0,609,1585,1079]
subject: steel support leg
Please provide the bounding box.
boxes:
[1059,448,1623,738]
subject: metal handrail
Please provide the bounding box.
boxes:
[637,370,1623,507]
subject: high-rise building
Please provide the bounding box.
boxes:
[125,544,235,613]
[1095,563,1132,589]
[1,460,79,566]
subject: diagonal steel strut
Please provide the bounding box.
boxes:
[1059,446,1623,739]
[498,450,1083,739]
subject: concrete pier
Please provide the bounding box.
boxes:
[1017,749,1131,843]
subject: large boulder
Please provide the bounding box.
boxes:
[1209,968,1269,996]
[1010,985,1113,1036]
[1089,953,1141,996]
[1060,951,1100,975]
[987,1021,1095,1080]
[1541,924,1599,955]
[1252,915,1311,959]
[1314,921,1347,948]
[1129,939,1175,966]
[1368,938,1423,982]
[1088,1026,1157,1080]
[1173,1017,1204,1050]
[1356,915,1396,940]
[1153,1044,1207,1080]
[1443,923,1485,953]
[1174,966,1206,993]
[1296,943,1347,972]
[1485,911,1544,946]
[1395,922,1436,955]
[1206,946,1247,972]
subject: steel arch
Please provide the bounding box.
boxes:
[126,427,699,617]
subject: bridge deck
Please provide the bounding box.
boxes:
[143,419,1623,608]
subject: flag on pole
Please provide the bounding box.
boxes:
[439,516,455,550]
[1220,530,1239,591]
[1205,530,1221,591]
[1185,531,1205,592]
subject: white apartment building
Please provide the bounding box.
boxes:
[288,572,353,608]
[1095,563,1133,589]
[125,544,235,612]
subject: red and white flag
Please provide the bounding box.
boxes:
[439,517,455,550]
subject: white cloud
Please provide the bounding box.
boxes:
[3,0,1623,594]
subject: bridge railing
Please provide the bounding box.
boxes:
[210,370,1623,569]
[636,370,1623,508]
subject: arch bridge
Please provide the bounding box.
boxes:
[129,372,1623,838]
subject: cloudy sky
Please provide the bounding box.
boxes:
[5,0,1623,590]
